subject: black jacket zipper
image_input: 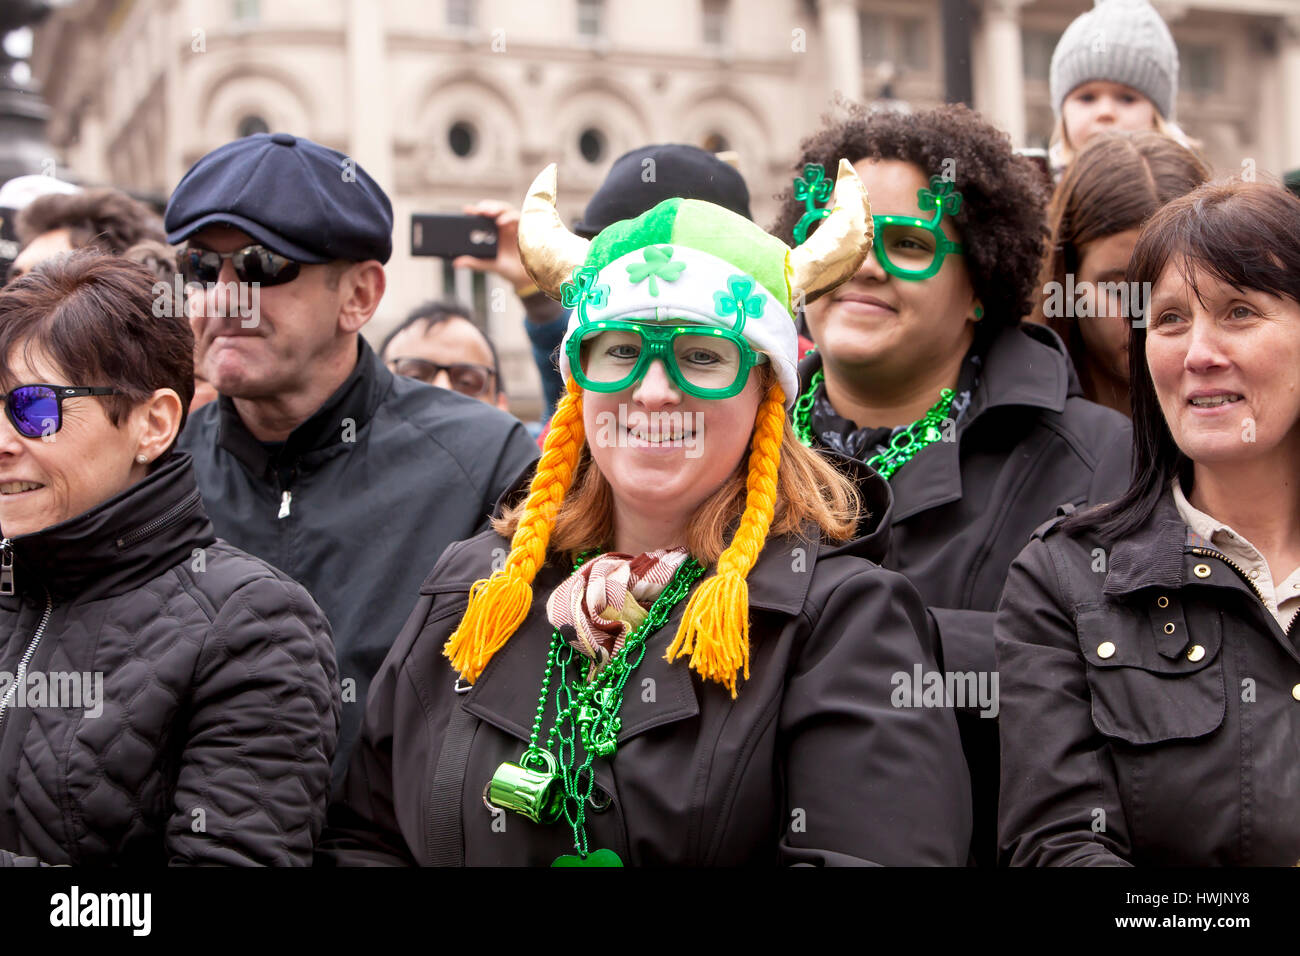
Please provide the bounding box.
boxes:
[0,538,13,596]
[0,590,54,732]
[115,489,202,550]
[276,464,298,520]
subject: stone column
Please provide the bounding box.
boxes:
[163,0,186,189]
[818,0,862,103]
[346,0,393,192]
[1280,15,1300,171]
[979,0,1028,147]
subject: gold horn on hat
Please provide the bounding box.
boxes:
[786,158,873,305]
[517,164,591,300]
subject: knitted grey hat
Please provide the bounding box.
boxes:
[1050,0,1179,121]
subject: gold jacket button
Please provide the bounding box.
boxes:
[1164,622,1176,634]
[1187,645,1205,662]
[1293,684,1300,702]
[1193,564,1211,578]
[1098,641,1116,659]
[1157,595,1169,608]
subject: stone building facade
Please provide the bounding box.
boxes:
[29,0,1300,418]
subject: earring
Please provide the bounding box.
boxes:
[973,305,984,320]
[136,454,148,464]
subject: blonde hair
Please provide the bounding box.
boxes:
[444,364,862,697]
[1049,109,1200,173]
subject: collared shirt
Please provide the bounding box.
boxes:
[1172,479,1300,632]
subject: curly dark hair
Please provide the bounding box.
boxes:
[16,187,165,255]
[772,102,1049,327]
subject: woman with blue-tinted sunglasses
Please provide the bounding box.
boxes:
[0,253,338,866]
[775,102,1134,868]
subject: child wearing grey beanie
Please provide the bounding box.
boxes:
[1048,0,1186,175]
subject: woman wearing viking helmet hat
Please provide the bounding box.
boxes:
[318,162,972,866]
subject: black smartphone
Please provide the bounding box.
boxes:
[410,213,499,259]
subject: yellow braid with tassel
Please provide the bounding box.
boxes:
[443,377,586,682]
[665,382,786,698]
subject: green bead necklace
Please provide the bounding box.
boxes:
[792,367,955,481]
[484,550,705,867]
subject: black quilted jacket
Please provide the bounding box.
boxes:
[0,453,340,866]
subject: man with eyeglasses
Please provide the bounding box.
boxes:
[380,300,511,412]
[166,132,539,788]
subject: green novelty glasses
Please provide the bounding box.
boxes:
[871,212,965,281]
[568,320,767,399]
[871,178,965,281]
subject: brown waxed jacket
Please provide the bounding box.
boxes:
[997,488,1300,866]
[318,460,972,866]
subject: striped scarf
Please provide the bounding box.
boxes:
[546,548,690,680]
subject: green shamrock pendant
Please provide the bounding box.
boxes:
[552,848,624,867]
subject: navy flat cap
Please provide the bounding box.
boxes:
[572,143,752,238]
[164,132,394,264]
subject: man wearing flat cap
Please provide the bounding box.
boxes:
[168,132,539,786]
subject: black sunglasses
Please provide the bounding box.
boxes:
[2,384,121,439]
[177,244,302,287]
[388,357,496,398]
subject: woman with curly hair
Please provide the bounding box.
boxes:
[774,102,1132,866]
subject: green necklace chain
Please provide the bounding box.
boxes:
[484,550,705,867]
[792,367,955,481]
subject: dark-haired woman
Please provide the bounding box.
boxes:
[998,180,1300,865]
[775,103,1133,864]
[1034,131,1209,415]
[0,253,339,865]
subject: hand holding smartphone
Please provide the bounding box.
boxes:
[410,213,500,259]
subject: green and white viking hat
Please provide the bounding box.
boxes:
[516,160,873,408]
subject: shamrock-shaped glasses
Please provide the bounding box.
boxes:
[568,320,767,399]
[871,176,965,281]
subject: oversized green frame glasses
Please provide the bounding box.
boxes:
[871,212,965,281]
[567,320,767,399]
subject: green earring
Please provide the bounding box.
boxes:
[974,305,984,320]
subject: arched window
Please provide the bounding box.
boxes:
[702,131,730,153]
[578,127,606,164]
[448,120,478,158]
[237,115,270,137]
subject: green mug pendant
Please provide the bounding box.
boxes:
[552,848,624,867]
[486,749,565,824]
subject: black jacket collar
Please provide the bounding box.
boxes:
[216,338,394,480]
[0,453,215,605]
[797,322,1074,521]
